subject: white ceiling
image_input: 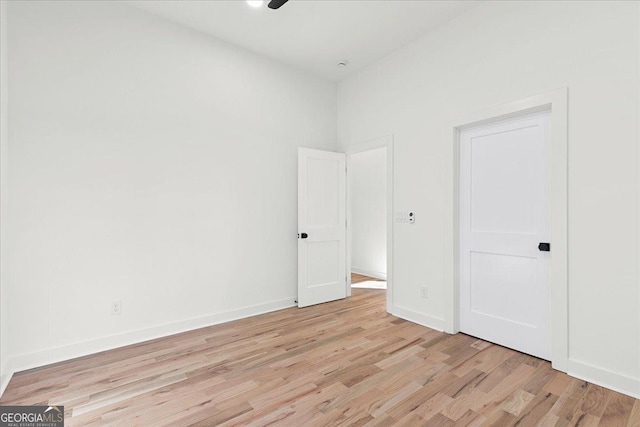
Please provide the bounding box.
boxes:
[129,0,479,81]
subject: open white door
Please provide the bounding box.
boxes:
[298,148,346,308]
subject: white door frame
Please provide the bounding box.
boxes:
[344,136,394,312]
[443,88,568,372]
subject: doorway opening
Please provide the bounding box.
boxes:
[347,147,387,292]
[343,134,394,312]
[296,136,393,311]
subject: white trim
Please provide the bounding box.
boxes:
[8,297,295,375]
[344,135,394,313]
[0,0,10,401]
[568,359,640,400]
[350,267,387,281]
[637,2,640,399]
[390,305,445,332]
[443,88,569,372]
[0,365,12,398]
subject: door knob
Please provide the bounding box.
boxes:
[299,233,308,239]
[538,242,550,252]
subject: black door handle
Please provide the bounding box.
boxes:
[538,242,550,252]
[299,233,308,239]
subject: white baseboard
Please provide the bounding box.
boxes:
[0,361,13,397]
[351,267,387,281]
[390,304,445,332]
[9,297,296,378]
[567,359,640,399]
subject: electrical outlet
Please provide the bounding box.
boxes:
[421,287,429,299]
[111,300,122,315]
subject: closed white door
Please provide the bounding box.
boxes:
[459,110,551,360]
[298,148,346,308]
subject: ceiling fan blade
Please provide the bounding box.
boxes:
[268,0,288,9]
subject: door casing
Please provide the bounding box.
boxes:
[444,88,568,372]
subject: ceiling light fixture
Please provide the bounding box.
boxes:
[247,0,264,8]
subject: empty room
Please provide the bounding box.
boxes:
[0,0,639,425]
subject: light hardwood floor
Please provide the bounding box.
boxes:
[351,273,385,285]
[1,289,639,426]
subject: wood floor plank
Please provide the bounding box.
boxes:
[412,391,455,420]
[440,388,487,421]
[544,371,574,396]
[499,388,536,416]
[510,390,558,427]
[600,392,636,427]
[567,410,601,427]
[627,399,640,427]
[368,381,422,418]
[1,288,638,426]
[350,273,384,285]
[578,383,610,418]
[551,379,590,423]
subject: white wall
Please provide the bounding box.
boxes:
[0,0,10,395]
[5,0,640,401]
[6,1,336,372]
[349,147,386,279]
[338,1,640,397]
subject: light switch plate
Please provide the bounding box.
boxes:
[395,212,408,222]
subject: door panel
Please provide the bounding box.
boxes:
[307,241,340,287]
[307,157,340,227]
[470,126,540,234]
[470,252,538,327]
[298,148,346,308]
[460,111,551,360]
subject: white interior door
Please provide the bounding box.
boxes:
[298,148,346,308]
[459,110,551,360]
